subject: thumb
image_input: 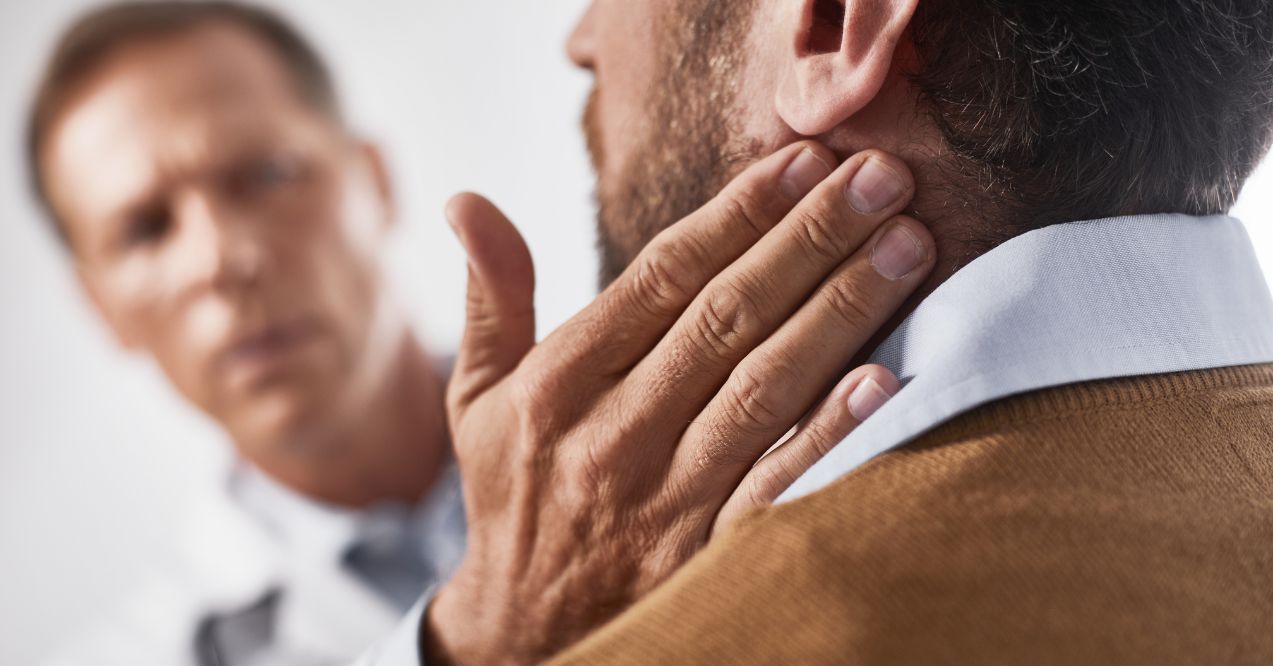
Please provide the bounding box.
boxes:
[445,193,536,407]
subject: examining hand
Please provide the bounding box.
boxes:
[428,143,934,664]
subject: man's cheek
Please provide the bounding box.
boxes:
[595,98,640,189]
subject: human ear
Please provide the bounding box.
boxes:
[358,141,397,230]
[775,0,919,136]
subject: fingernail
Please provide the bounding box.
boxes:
[779,149,833,200]
[871,223,925,280]
[846,158,905,214]
[848,377,892,421]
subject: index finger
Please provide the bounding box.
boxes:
[564,141,839,374]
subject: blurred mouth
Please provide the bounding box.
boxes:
[218,317,320,386]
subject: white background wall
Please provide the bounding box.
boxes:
[0,2,1270,664]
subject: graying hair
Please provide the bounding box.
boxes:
[910,0,1273,233]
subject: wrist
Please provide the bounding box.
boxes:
[420,593,459,666]
[422,582,482,665]
[423,577,520,666]
[426,574,577,666]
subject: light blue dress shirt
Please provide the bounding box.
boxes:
[360,213,1273,665]
[783,213,1273,500]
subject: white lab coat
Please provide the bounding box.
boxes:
[43,460,464,666]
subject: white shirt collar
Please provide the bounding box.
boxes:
[228,463,363,562]
[167,460,465,662]
[226,457,465,566]
[780,214,1273,502]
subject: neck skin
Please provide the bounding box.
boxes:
[246,333,451,509]
[733,40,1007,365]
[789,62,1016,366]
[851,157,1006,368]
[845,171,1018,369]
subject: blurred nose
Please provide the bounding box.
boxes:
[178,192,265,294]
[566,2,598,70]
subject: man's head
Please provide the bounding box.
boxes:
[570,0,1273,285]
[29,2,403,468]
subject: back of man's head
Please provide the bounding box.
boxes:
[573,1,1273,283]
[910,0,1273,233]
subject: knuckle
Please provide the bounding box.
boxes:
[693,284,757,359]
[631,239,699,313]
[791,414,849,463]
[722,365,786,436]
[819,276,878,329]
[788,204,853,265]
[744,462,790,508]
[510,362,568,433]
[574,442,612,502]
[798,418,840,456]
[689,361,796,475]
[717,188,773,239]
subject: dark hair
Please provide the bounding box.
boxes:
[26,1,342,243]
[910,0,1273,234]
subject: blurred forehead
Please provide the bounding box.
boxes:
[44,21,333,225]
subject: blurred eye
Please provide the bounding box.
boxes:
[236,155,302,196]
[123,207,172,247]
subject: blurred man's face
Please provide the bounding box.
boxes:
[42,23,398,459]
[568,0,767,285]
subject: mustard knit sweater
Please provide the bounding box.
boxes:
[555,364,1273,665]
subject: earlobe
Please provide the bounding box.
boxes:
[360,142,398,230]
[776,0,919,136]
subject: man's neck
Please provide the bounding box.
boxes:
[252,333,452,509]
[849,192,1019,368]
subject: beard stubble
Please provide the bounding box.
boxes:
[585,0,762,288]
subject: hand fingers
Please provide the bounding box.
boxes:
[557,141,838,373]
[625,150,915,427]
[712,365,900,533]
[446,193,537,410]
[675,214,933,494]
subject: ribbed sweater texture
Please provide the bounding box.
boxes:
[555,364,1273,665]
